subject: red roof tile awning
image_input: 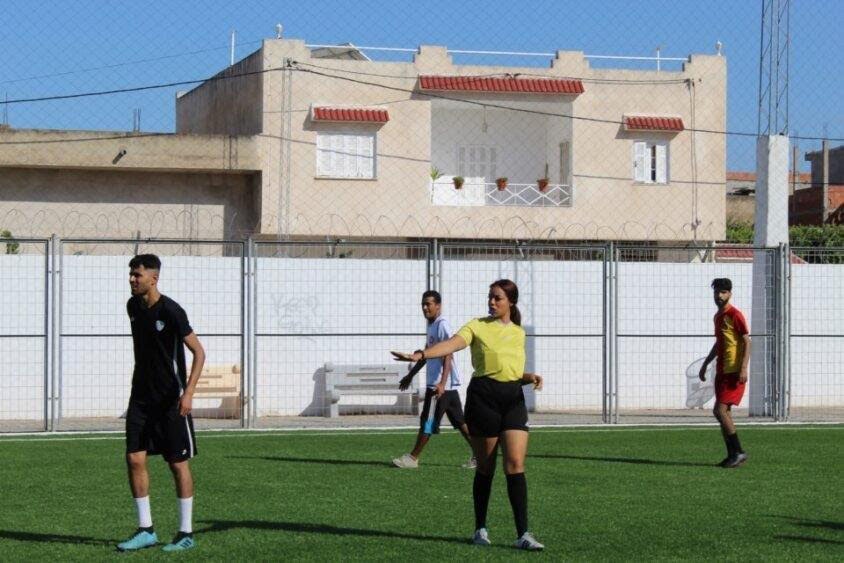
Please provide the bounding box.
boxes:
[312,106,389,123]
[716,247,806,264]
[419,75,584,95]
[624,115,685,132]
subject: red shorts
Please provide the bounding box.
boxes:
[715,373,745,406]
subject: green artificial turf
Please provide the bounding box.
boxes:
[0,426,841,561]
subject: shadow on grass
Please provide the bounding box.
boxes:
[768,515,844,545]
[766,515,844,532]
[531,453,714,468]
[196,519,502,548]
[0,530,113,546]
[774,535,844,545]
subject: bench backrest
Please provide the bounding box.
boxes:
[324,364,405,388]
[196,364,241,394]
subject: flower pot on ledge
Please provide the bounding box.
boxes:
[453,176,465,190]
[495,177,508,191]
[537,178,550,192]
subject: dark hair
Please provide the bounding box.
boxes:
[129,254,161,271]
[711,278,732,291]
[422,290,441,304]
[490,279,521,326]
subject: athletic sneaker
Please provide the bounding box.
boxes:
[162,532,195,552]
[116,529,158,551]
[717,457,731,467]
[724,452,748,468]
[472,527,491,546]
[515,532,545,551]
[392,453,419,469]
[462,456,478,469]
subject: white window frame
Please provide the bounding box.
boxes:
[315,131,377,179]
[632,140,669,184]
[457,145,497,181]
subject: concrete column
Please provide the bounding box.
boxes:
[750,135,789,416]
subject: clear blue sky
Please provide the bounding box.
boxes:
[2,0,842,171]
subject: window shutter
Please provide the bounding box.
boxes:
[633,141,646,182]
[316,134,330,176]
[655,143,667,184]
[359,134,374,178]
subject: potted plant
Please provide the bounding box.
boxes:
[430,167,442,181]
[537,163,550,192]
[537,178,550,192]
[495,177,508,191]
[453,176,465,190]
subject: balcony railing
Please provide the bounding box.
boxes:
[430,178,573,207]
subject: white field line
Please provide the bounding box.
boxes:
[0,422,841,443]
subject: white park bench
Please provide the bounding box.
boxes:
[323,363,419,418]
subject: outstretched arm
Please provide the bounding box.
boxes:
[391,334,468,363]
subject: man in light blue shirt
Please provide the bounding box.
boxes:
[393,290,475,469]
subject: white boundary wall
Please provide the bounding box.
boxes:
[1,254,841,419]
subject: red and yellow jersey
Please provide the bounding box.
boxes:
[714,305,749,375]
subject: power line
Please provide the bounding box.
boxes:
[0,40,264,86]
[0,60,841,143]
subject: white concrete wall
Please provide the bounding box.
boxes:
[1,254,841,420]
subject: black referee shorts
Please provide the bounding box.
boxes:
[464,377,529,437]
[419,388,465,434]
[125,399,197,462]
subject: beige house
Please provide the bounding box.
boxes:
[0,38,726,241]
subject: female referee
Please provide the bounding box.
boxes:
[392,279,544,550]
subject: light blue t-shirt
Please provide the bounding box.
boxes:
[425,316,461,389]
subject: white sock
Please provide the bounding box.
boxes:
[178,497,193,534]
[135,496,153,529]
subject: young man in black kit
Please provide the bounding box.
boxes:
[117,254,206,552]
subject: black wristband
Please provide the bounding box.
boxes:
[414,349,425,360]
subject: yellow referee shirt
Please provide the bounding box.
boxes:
[456,317,526,383]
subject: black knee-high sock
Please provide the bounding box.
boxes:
[506,473,528,537]
[473,471,494,530]
[727,432,743,455]
[722,431,734,457]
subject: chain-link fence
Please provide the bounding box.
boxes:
[2,2,841,242]
[1,237,841,433]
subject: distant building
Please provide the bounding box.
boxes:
[1,37,727,242]
[791,143,844,225]
[726,170,811,225]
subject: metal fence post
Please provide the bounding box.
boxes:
[778,243,791,421]
[612,243,620,424]
[43,237,53,432]
[602,242,611,424]
[249,238,258,428]
[240,239,249,429]
[48,235,60,432]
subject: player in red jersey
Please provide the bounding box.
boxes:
[699,278,751,468]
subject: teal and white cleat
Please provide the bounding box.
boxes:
[162,532,196,552]
[116,529,158,551]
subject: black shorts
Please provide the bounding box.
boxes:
[464,377,529,437]
[419,389,465,434]
[125,399,197,462]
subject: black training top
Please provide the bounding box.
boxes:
[127,294,193,404]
